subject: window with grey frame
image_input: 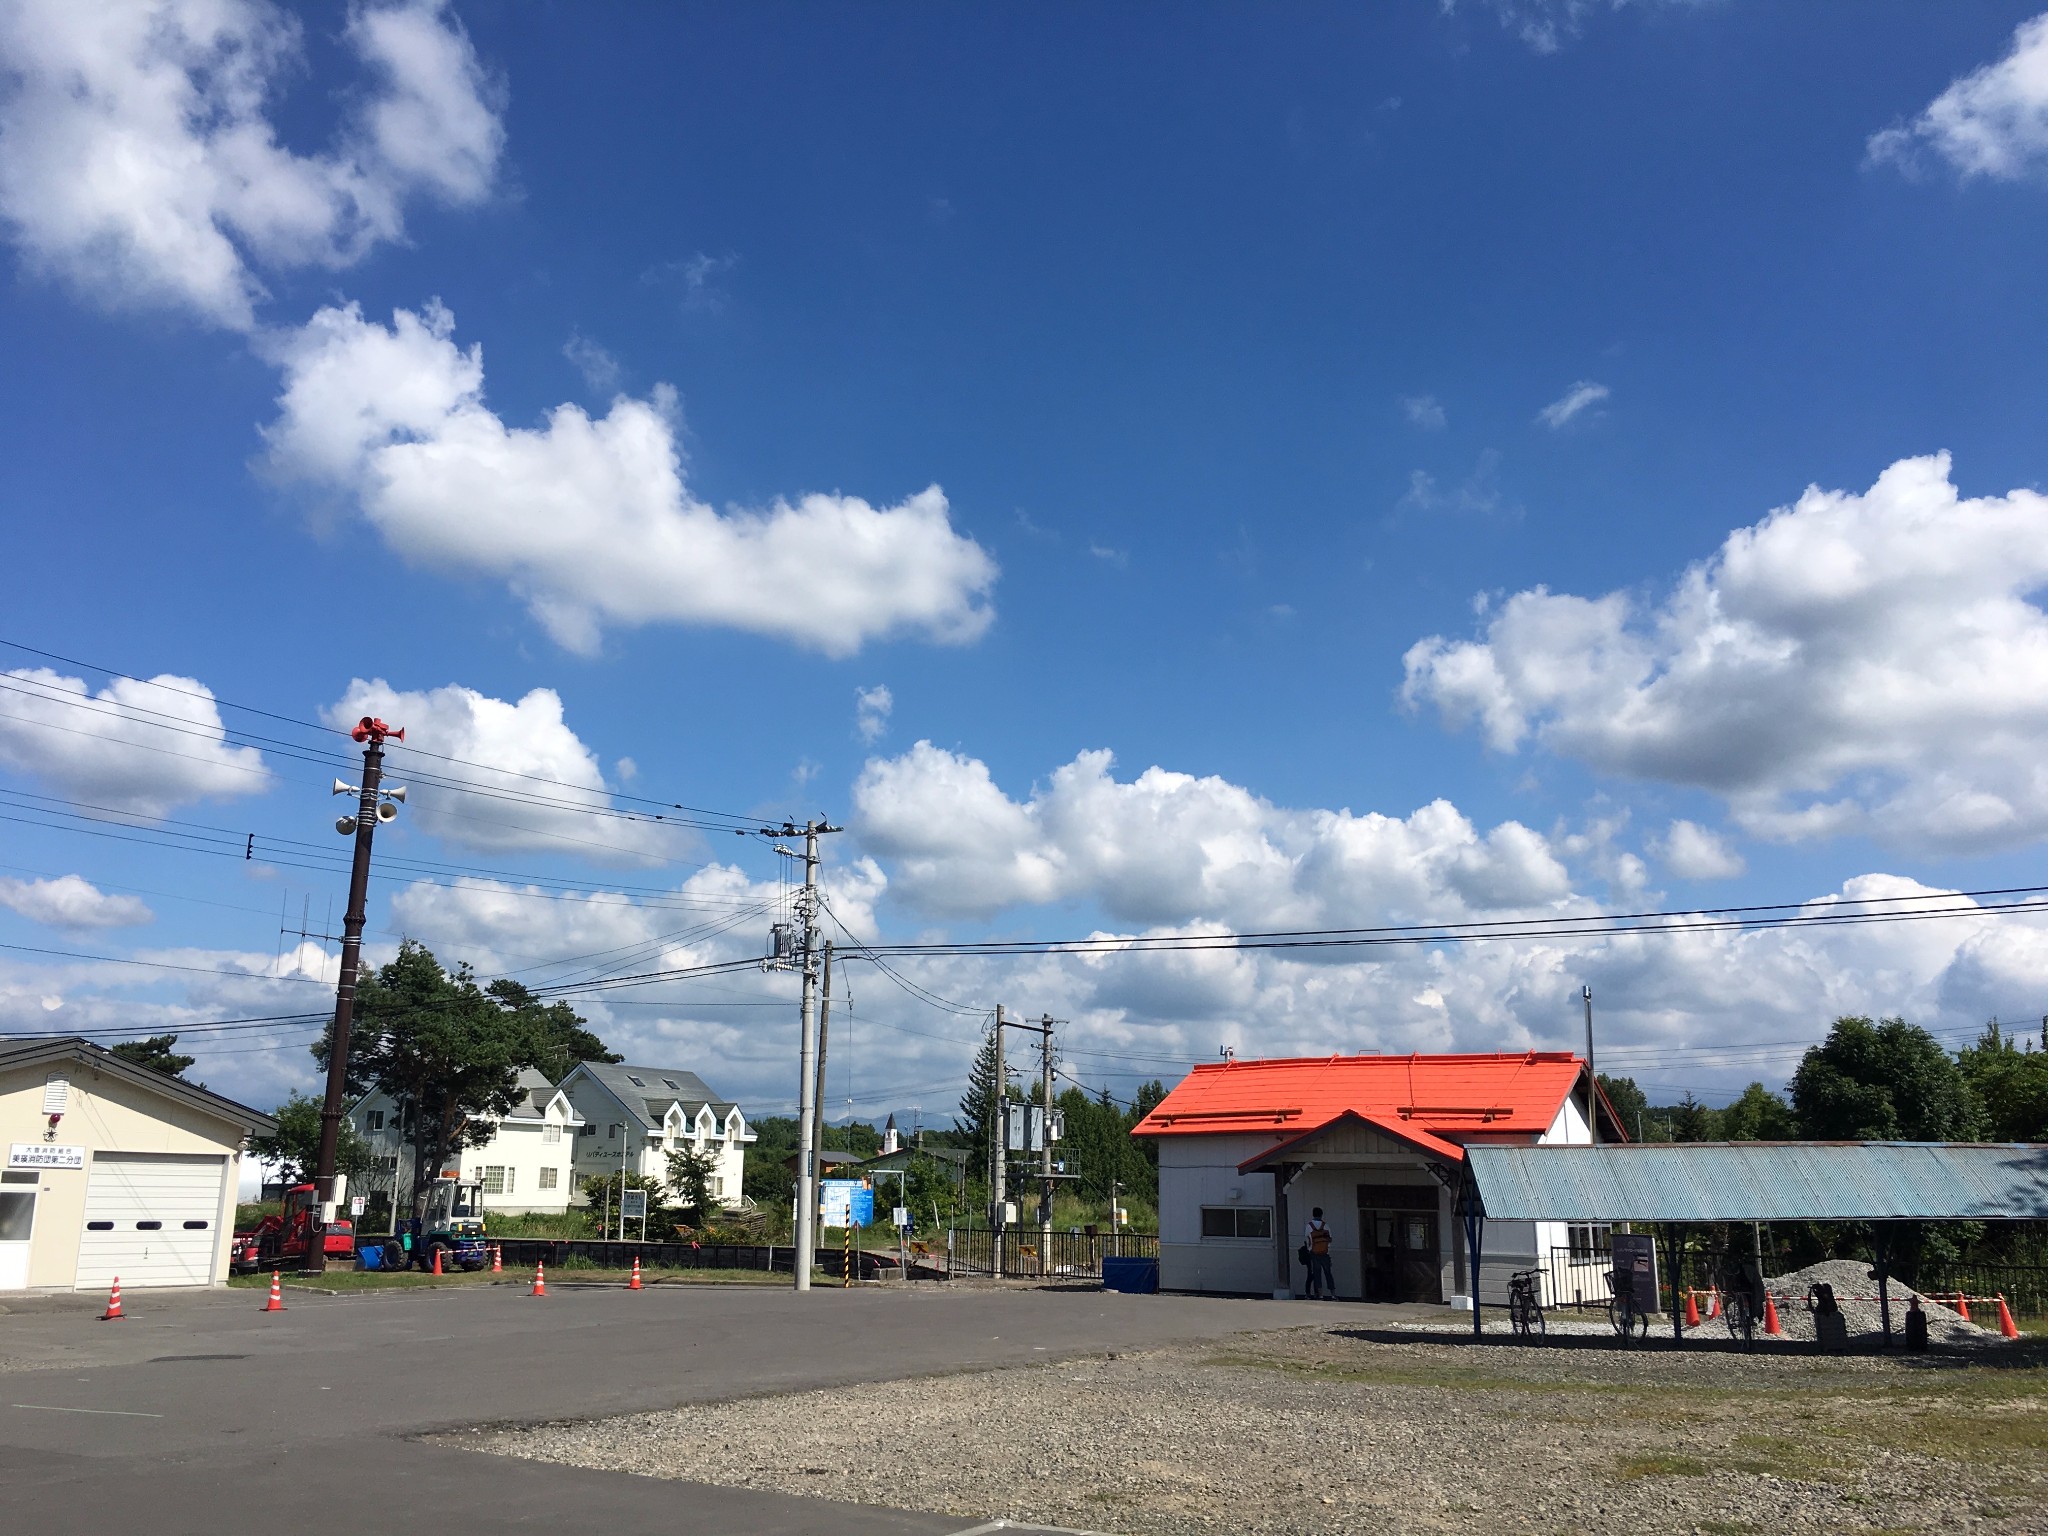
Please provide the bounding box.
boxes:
[1199,1205,1273,1240]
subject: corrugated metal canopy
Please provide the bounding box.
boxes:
[1467,1142,2048,1222]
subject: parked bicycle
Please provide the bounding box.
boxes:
[1507,1267,1546,1340]
[1607,1265,1649,1344]
[1714,1253,1766,1348]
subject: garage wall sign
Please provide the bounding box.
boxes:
[8,1143,86,1170]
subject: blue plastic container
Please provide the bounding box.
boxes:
[356,1243,383,1271]
[1102,1256,1159,1294]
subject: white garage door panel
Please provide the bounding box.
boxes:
[76,1153,226,1288]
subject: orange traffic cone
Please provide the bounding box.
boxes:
[100,1277,124,1321]
[1955,1292,1972,1325]
[262,1271,285,1312]
[1996,1293,2020,1340]
[1684,1288,1701,1328]
[1707,1286,1721,1320]
[1763,1291,1782,1336]
[531,1261,547,1297]
[491,1244,502,1274]
[629,1255,642,1290]
[431,1245,443,1276]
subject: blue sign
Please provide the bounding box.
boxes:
[818,1179,874,1227]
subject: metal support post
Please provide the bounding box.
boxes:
[784,819,838,1293]
[1583,985,1598,1145]
[992,1006,1006,1278]
[1039,1014,1055,1278]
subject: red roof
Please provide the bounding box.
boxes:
[1132,1052,1602,1153]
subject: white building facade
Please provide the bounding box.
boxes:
[348,1069,583,1217]
[559,1061,753,1205]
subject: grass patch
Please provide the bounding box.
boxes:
[1616,1451,1710,1478]
[1725,1431,1846,1482]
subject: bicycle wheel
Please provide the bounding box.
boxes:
[1725,1294,1754,1346]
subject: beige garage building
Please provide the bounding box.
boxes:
[0,1036,275,1291]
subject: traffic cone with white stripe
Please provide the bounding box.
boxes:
[491,1244,501,1274]
[100,1277,124,1321]
[1997,1293,2021,1340]
[629,1255,642,1290]
[531,1261,547,1297]
[1707,1286,1721,1320]
[262,1271,285,1312]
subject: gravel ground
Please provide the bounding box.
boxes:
[467,1321,2047,1536]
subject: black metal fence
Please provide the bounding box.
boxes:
[1922,1263,2048,1319]
[941,1227,1159,1279]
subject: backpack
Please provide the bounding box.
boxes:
[1309,1222,1331,1256]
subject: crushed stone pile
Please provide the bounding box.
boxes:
[1763,1257,2000,1348]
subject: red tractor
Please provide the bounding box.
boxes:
[232,1183,356,1273]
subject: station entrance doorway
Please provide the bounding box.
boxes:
[1359,1182,1442,1303]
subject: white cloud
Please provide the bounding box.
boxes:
[1403,454,2048,852]
[0,0,502,330]
[1454,1,1697,56]
[1401,394,1448,430]
[263,300,999,656]
[0,667,269,816]
[0,875,151,928]
[855,686,894,744]
[562,331,621,393]
[854,742,1573,928]
[1536,380,1610,428]
[1396,449,1508,518]
[1867,13,2048,183]
[1656,819,1746,881]
[327,677,681,862]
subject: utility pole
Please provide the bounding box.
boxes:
[780,818,840,1294]
[306,716,405,1275]
[1039,1014,1056,1278]
[991,1006,1007,1276]
[1582,985,1599,1146]
[812,940,834,1255]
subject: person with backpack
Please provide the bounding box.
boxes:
[1301,1207,1334,1299]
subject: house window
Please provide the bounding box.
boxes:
[662,1078,678,1089]
[579,1123,595,1138]
[1200,1206,1272,1240]
[627,1075,645,1087]
[710,1177,723,1198]
[1567,1223,1611,1260]
[542,1124,561,1145]
[539,1168,559,1190]
[482,1166,507,1195]
[608,1123,620,1140]
[367,1109,384,1132]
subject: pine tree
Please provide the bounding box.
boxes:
[956,1029,1002,1185]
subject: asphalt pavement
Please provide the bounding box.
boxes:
[0,1279,1389,1533]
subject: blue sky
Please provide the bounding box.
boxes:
[4,1,2048,1125]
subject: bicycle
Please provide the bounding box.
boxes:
[1714,1255,1765,1349]
[1507,1267,1546,1340]
[1606,1267,1649,1344]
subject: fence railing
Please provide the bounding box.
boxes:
[1922,1263,2048,1319]
[942,1227,1159,1279]
[1539,1246,1616,1310]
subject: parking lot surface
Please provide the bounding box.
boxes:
[0,1281,1373,1534]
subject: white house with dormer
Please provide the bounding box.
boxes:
[559,1060,753,1206]
[348,1068,584,1216]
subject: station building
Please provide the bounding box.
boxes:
[1133,1052,1624,1306]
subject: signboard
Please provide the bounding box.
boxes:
[350,1195,366,1217]
[818,1178,873,1227]
[1610,1231,1658,1312]
[892,1205,910,1229]
[620,1188,648,1220]
[9,1143,85,1170]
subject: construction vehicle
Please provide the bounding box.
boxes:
[377,1169,491,1272]
[235,1183,357,1271]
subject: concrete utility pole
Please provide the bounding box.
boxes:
[1039,1014,1056,1277]
[1582,985,1599,1146]
[306,716,405,1275]
[785,819,840,1294]
[992,1005,1007,1272]
[811,940,834,1255]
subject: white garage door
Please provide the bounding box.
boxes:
[76,1153,227,1289]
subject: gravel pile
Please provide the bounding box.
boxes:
[465,1324,2047,1536]
[1765,1258,2001,1349]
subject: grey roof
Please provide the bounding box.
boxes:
[1468,1142,2048,1223]
[573,1060,739,1129]
[0,1035,277,1137]
[507,1067,578,1121]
